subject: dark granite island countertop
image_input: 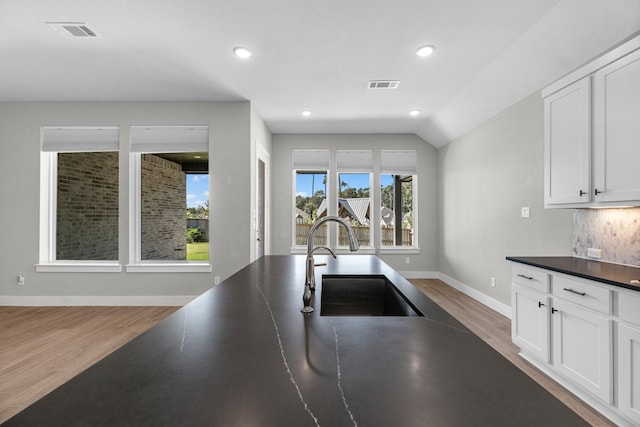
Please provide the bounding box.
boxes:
[507,256,640,292]
[6,255,589,426]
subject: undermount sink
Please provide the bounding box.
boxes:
[320,275,424,317]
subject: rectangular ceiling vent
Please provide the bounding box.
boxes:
[367,80,400,90]
[46,22,100,38]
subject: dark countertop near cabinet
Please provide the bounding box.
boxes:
[506,256,640,292]
[5,255,589,426]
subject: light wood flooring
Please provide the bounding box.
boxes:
[0,306,179,423]
[0,281,615,426]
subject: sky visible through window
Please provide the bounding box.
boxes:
[296,173,388,197]
[187,174,209,208]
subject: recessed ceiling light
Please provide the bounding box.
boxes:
[416,45,435,58]
[301,110,311,117]
[233,47,253,59]
[409,110,421,117]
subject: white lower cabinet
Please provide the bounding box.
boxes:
[619,323,640,424]
[512,284,550,363]
[551,298,612,403]
[510,263,637,426]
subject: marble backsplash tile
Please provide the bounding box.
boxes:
[573,207,640,267]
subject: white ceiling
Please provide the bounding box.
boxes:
[1,0,639,147]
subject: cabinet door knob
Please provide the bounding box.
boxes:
[551,308,559,314]
[579,190,586,196]
[538,301,545,308]
[594,188,603,195]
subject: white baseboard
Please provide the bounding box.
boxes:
[437,272,512,319]
[0,295,196,306]
[399,270,511,318]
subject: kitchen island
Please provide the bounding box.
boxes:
[5,255,589,426]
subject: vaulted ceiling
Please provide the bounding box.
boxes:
[1,0,638,147]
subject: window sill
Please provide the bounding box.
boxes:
[125,263,212,273]
[335,247,376,255]
[291,247,377,255]
[36,262,123,273]
[378,247,420,255]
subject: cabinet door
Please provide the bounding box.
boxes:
[544,77,591,206]
[619,323,640,424]
[552,299,612,403]
[512,284,550,363]
[593,48,640,202]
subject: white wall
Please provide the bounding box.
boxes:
[0,101,253,303]
[437,93,573,305]
[271,134,438,273]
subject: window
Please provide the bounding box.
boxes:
[380,150,417,249]
[293,150,329,247]
[291,148,418,253]
[337,150,372,248]
[128,126,210,272]
[38,126,121,271]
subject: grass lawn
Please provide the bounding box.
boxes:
[187,242,209,261]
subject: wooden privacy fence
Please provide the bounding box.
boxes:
[295,224,412,247]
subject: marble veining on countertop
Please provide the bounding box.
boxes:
[5,255,590,426]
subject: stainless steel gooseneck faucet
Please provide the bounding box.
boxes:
[302,216,360,313]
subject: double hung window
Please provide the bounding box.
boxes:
[380,150,417,248]
[38,126,121,271]
[336,150,372,248]
[128,126,210,271]
[293,150,329,247]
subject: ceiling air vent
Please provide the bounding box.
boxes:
[367,80,400,90]
[46,22,100,38]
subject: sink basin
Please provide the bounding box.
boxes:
[320,275,424,316]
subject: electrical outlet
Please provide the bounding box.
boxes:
[214,276,221,285]
[521,207,530,218]
[490,277,496,288]
[587,248,602,259]
[18,274,25,286]
[405,257,410,264]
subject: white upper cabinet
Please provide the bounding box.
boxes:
[544,77,591,205]
[593,48,640,203]
[542,35,640,208]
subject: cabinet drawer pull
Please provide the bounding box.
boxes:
[517,274,534,280]
[538,301,545,308]
[563,288,586,296]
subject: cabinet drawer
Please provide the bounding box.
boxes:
[552,275,612,314]
[512,264,548,293]
[619,291,640,327]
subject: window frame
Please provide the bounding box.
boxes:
[126,126,211,273]
[291,149,331,253]
[378,173,419,253]
[378,150,419,254]
[37,126,122,272]
[290,148,418,255]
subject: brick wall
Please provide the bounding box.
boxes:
[56,152,119,260]
[141,154,187,260]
